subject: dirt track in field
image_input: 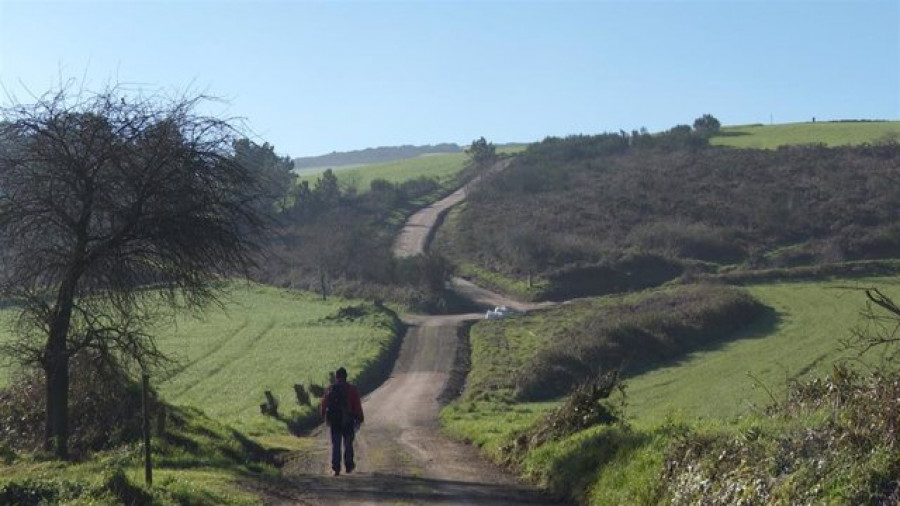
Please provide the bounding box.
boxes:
[255,159,562,505]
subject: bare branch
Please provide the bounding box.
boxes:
[0,82,270,457]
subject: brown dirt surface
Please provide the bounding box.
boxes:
[393,159,511,258]
[261,315,562,505]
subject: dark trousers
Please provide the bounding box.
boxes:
[330,423,355,472]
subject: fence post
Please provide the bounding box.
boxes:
[142,373,152,486]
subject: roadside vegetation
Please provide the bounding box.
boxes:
[443,277,900,504]
[0,282,405,504]
[259,139,499,312]
[0,400,272,505]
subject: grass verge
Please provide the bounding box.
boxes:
[0,405,273,506]
[442,276,900,504]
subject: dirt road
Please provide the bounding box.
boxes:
[276,315,559,505]
[264,160,561,504]
[393,159,510,258]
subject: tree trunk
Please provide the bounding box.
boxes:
[44,350,69,459]
[44,278,77,460]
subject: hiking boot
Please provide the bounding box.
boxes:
[331,468,340,476]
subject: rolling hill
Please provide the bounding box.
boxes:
[711,120,900,149]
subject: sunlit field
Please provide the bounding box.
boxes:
[711,121,900,149]
[0,283,397,435]
[298,152,468,192]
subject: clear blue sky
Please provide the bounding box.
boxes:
[1,0,898,157]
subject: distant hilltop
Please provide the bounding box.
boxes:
[293,143,463,170]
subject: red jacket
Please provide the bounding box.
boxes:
[319,380,364,425]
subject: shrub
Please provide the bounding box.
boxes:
[451,143,900,295]
[662,366,900,505]
[528,371,623,447]
[0,352,155,456]
[626,221,744,263]
[542,253,684,300]
[0,479,86,506]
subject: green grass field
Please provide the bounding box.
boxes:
[297,152,468,192]
[155,284,398,435]
[711,121,900,149]
[0,283,398,436]
[625,277,900,423]
[443,275,900,449]
[0,283,398,504]
[443,276,900,504]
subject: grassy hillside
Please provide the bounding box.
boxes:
[0,284,403,504]
[626,277,900,422]
[293,143,461,171]
[442,276,900,504]
[153,283,401,435]
[0,283,402,436]
[711,121,900,149]
[297,152,468,192]
[0,402,276,505]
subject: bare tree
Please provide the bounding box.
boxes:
[0,84,267,459]
[846,288,900,362]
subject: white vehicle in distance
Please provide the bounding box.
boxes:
[484,305,523,320]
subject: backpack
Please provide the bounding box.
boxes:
[325,383,352,427]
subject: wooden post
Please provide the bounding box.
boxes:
[142,373,152,486]
[156,405,166,436]
[264,390,278,416]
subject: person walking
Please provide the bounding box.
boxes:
[319,367,364,476]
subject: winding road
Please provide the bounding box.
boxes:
[269,161,561,505]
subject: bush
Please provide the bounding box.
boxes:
[626,221,744,263]
[0,478,86,506]
[451,143,900,295]
[542,253,684,301]
[516,284,765,400]
[0,352,155,456]
[528,371,623,447]
[662,366,900,505]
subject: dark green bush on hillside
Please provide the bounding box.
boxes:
[452,141,900,295]
[543,253,685,300]
[516,284,765,401]
[626,221,744,263]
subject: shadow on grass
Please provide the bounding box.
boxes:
[245,471,566,505]
[623,305,782,379]
[713,131,752,137]
[537,428,653,502]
